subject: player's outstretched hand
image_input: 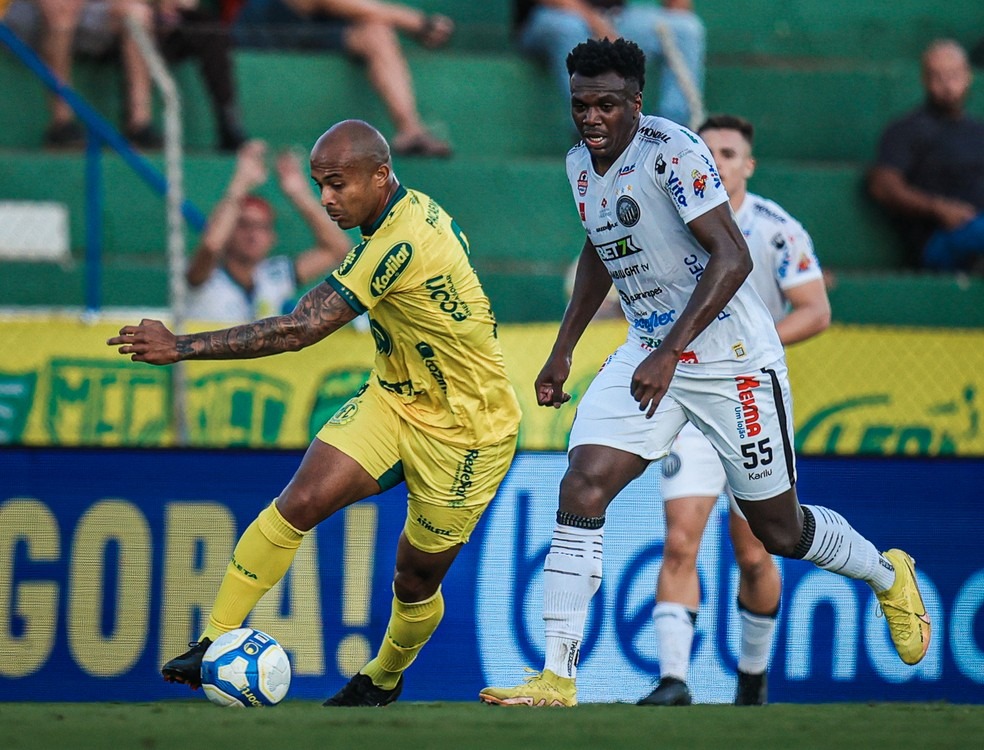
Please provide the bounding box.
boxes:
[535,352,573,408]
[631,349,677,418]
[107,319,180,365]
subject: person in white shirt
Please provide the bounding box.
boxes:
[184,139,351,322]
[479,38,930,709]
[640,114,830,708]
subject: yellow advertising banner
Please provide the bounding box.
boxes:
[0,315,981,455]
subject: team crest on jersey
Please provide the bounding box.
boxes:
[370,242,413,297]
[616,195,641,227]
[327,399,359,425]
[336,242,368,276]
[577,170,589,196]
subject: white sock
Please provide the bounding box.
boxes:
[737,606,777,674]
[543,521,604,679]
[797,505,895,592]
[653,601,696,681]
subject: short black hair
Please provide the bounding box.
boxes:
[698,114,755,147]
[566,38,646,92]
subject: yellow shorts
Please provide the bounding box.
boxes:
[316,380,517,553]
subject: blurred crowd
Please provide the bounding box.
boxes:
[0,0,707,157]
[1,1,981,275]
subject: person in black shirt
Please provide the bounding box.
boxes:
[868,39,984,272]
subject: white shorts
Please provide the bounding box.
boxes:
[660,423,748,518]
[569,343,796,501]
[661,421,726,499]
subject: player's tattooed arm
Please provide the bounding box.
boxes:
[108,283,359,365]
[177,283,358,360]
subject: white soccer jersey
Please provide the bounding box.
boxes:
[185,255,297,323]
[566,115,783,375]
[736,192,824,324]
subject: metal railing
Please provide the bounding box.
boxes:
[121,12,190,444]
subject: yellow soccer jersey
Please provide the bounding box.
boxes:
[327,185,521,447]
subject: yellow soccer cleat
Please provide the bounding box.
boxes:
[877,549,931,665]
[479,668,577,707]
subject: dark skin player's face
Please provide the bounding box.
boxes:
[309,146,391,232]
[570,70,642,175]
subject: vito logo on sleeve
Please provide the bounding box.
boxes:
[370,242,414,297]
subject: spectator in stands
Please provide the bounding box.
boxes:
[231,0,454,157]
[513,0,705,132]
[868,39,984,273]
[157,1,248,151]
[185,138,352,322]
[5,0,162,149]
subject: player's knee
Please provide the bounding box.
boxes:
[663,526,701,568]
[753,527,800,558]
[558,468,609,517]
[732,528,773,570]
[735,548,777,581]
[393,568,438,603]
[275,487,324,531]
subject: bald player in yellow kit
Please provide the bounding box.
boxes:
[109,119,521,706]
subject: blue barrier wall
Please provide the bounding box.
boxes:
[1,447,981,703]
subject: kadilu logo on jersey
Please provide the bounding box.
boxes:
[370,242,413,296]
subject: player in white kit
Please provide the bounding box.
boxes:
[479,38,930,708]
[639,114,832,708]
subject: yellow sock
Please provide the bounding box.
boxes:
[201,501,305,642]
[362,587,445,690]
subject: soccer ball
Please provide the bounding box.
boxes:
[200,628,291,707]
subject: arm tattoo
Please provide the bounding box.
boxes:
[175,283,358,360]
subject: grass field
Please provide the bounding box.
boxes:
[1,701,982,750]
